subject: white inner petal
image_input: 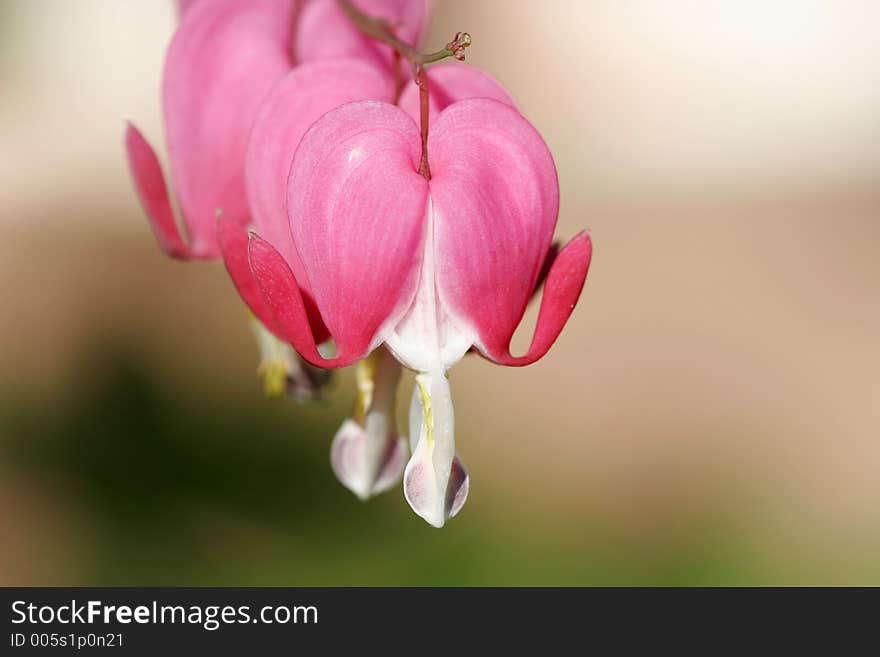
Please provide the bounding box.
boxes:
[403,369,457,527]
[385,198,472,526]
[385,198,475,373]
[361,347,402,482]
[331,348,406,500]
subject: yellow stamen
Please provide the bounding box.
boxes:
[353,350,380,425]
[415,373,434,450]
[258,360,288,398]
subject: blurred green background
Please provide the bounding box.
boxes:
[1,1,879,585]
[1,349,763,585]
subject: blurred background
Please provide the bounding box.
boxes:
[1,0,878,585]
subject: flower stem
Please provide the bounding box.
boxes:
[415,65,431,178]
[337,0,471,180]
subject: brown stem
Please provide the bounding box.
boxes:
[337,0,471,180]
[391,51,404,103]
[416,65,431,179]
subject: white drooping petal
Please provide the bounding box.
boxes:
[382,199,471,527]
[403,370,469,527]
[330,348,407,499]
[330,420,408,500]
[385,198,475,373]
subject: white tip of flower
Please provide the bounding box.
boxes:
[330,419,408,500]
[403,444,469,528]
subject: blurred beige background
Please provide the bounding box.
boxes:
[1,1,878,584]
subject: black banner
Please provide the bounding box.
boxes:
[0,587,871,653]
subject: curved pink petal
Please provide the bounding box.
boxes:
[124,122,194,260]
[217,216,280,336]
[478,232,592,366]
[245,58,395,295]
[286,101,429,360]
[163,0,295,257]
[294,0,431,70]
[219,217,330,344]
[428,98,563,363]
[248,234,360,369]
[398,63,516,122]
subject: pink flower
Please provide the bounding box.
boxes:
[220,60,518,500]
[244,96,593,526]
[124,0,430,399]
[124,1,592,525]
[126,0,430,260]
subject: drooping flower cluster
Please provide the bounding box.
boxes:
[126,0,592,527]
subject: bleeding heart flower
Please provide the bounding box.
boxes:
[126,0,298,259]
[126,0,430,260]
[125,0,430,398]
[220,59,517,500]
[221,60,514,343]
[247,97,592,526]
